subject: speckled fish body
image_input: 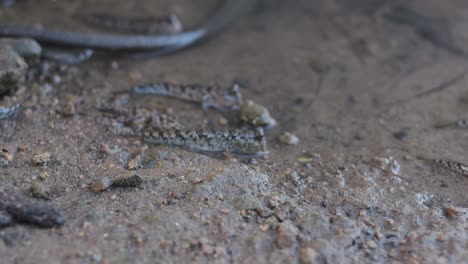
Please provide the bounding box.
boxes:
[143,128,268,156]
[132,82,242,111]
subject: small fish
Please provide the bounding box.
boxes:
[143,128,268,156]
[76,13,183,35]
[0,103,20,120]
[433,159,468,177]
[131,82,243,112]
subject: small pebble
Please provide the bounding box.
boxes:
[218,116,228,126]
[31,152,51,166]
[240,100,277,128]
[127,156,141,170]
[443,205,460,219]
[0,157,8,168]
[2,152,13,162]
[276,220,299,249]
[393,130,408,140]
[279,132,299,145]
[60,101,76,117]
[30,182,52,200]
[89,176,113,193]
[390,159,401,175]
[0,211,12,227]
[38,171,49,181]
[200,238,215,255]
[0,38,42,59]
[299,247,318,264]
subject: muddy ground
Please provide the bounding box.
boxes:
[0,0,467,263]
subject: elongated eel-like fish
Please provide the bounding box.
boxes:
[143,128,269,157]
[0,0,253,54]
[131,82,242,111]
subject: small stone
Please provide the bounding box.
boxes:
[233,194,261,210]
[0,38,42,59]
[299,247,318,264]
[218,116,228,126]
[17,145,28,151]
[390,158,400,175]
[366,240,377,249]
[310,239,330,252]
[276,220,299,249]
[268,195,282,209]
[129,71,143,81]
[214,246,226,257]
[1,152,13,162]
[51,74,61,84]
[0,45,28,95]
[259,224,269,232]
[0,157,8,168]
[0,211,12,227]
[112,174,143,188]
[279,132,299,145]
[110,61,119,70]
[98,143,111,154]
[274,207,290,221]
[89,176,113,193]
[240,100,277,128]
[32,152,51,166]
[38,171,49,181]
[200,238,214,255]
[220,208,230,214]
[443,205,460,219]
[373,157,390,170]
[393,130,408,140]
[30,182,52,200]
[286,169,300,181]
[60,101,76,117]
[155,198,166,205]
[256,207,274,218]
[127,155,141,170]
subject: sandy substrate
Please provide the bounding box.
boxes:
[0,0,467,263]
